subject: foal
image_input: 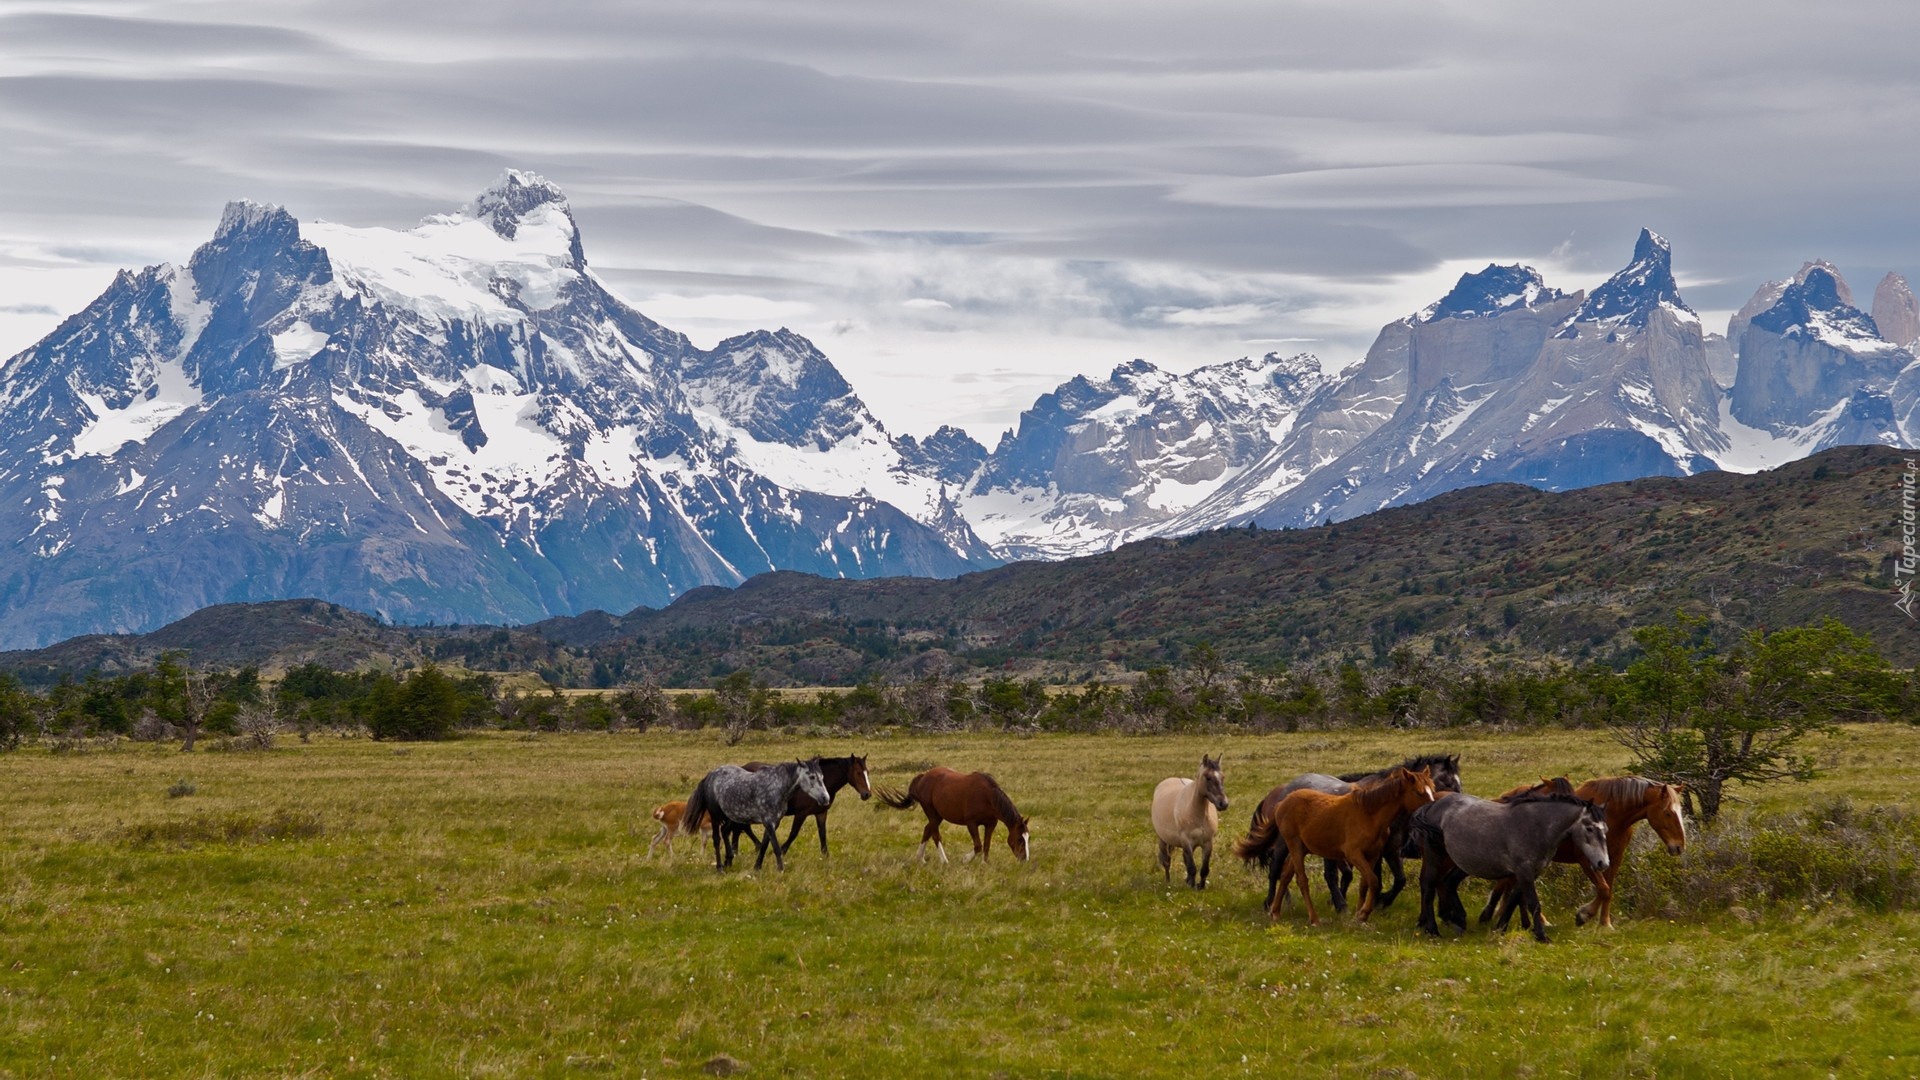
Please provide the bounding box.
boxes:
[1270,765,1437,924]
[647,799,710,857]
[1151,754,1229,888]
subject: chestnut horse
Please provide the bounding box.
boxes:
[1480,775,1688,928]
[1269,765,1437,924]
[877,767,1031,863]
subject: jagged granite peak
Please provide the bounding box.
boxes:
[1420,263,1564,322]
[895,425,988,486]
[1750,267,1881,340]
[1572,228,1693,326]
[679,328,861,449]
[1730,264,1915,441]
[1873,272,1920,347]
[465,169,585,265]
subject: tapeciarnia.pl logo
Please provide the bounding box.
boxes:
[1898,458,1918,619]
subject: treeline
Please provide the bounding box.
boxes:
[3,619,1911,750]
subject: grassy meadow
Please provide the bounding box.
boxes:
[2,725,1918,1078]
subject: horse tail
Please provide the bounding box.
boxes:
[1234,805,1280,865]
[873,784,917,811]
[682,776,713,836]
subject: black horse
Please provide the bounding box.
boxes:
[716,754,874,864]
[1237,753,1461,915]
[1410,791,1610,943]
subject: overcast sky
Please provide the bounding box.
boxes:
[4,1,1920,438]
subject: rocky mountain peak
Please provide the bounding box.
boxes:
[1421,263,1563,322]
[466,170,584,264]
[1573,227,1692,326]
[1750,266,1880,339]
[1872,272,1920,346]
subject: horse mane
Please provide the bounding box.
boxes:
[1582,775,1660,804]
[979,771,1023,825]
[1501,791,1602,817]
[1338,753,1455,784]
[1349,771,1413,813]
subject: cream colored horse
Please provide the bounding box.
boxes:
[1152,754,1229,889]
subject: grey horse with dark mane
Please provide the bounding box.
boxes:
[1410,791,1609,943]
[682,759,832,872]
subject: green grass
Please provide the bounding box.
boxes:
[2,726,1919,1078]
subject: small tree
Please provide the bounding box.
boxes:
[1611,615,1890,822]
[150,653,215,752]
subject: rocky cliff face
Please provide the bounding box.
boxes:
[1872,272,1920,349]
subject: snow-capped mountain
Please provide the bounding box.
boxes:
[0,172,995,648]
[1137,229,1914,531]
[6,171,1918,647]
[958,352,1329,558]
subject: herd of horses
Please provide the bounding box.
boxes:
[657,750,1689,942]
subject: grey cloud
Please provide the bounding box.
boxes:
[0,12,344,60]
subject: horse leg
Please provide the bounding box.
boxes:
[1574,860,1610,927]
[1322,859,1347,914]
[1268,849,1294,920]
[983,820,998,862]
[1294,851,1320,926]
[1180,845,1198,888]
[1524,880,1550,943]
[1377,848,1407,911]
[1354,857,1382,923]
[1491,878,1524,932]
[1440,868,1469,932]
[815,814,830,858]
[709,818,726,872]
[918,820,942,863]
[1198,839,1213,890]
[749,824,772,871]
[1478,881,1506,925]
[1158,840,1172,882]
[769,820,788,873]
[1265,842,1287,914]
[779,814,806,857]
[1417,855,1445,936]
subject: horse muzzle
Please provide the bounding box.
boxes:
[1213,797,1230,811]
[1591,858,1611,875]
[1665,841,1683,856]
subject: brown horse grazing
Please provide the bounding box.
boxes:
[876,767,1031,863]
[1270,766,1438,924]
[1480,775,1688,928]
[648,800,711,857]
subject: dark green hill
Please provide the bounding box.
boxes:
[5,446,1915,683]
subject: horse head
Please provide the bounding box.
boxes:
[1570,803,1610,874]
[1398,764,1438,807]
[1201,754,1229,812]
[1648,781,1688,856]
[1437,754,1464,793]
[796,758,833,809]
[1011,816,1032,862]
[849,753,873,801]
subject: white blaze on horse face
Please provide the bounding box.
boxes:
[1022,830,1032,861]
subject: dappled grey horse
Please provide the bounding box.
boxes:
[683,760,832,872]
[1410,792,1609,943]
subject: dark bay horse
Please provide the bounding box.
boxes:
[877,767,1030,863]
[1268,765,1438,924]
[1478,775,1688,929]
[1235,753,1460,914]
[732,754,874,860]
[1412,791,1609,943]
[683,760,831,872]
